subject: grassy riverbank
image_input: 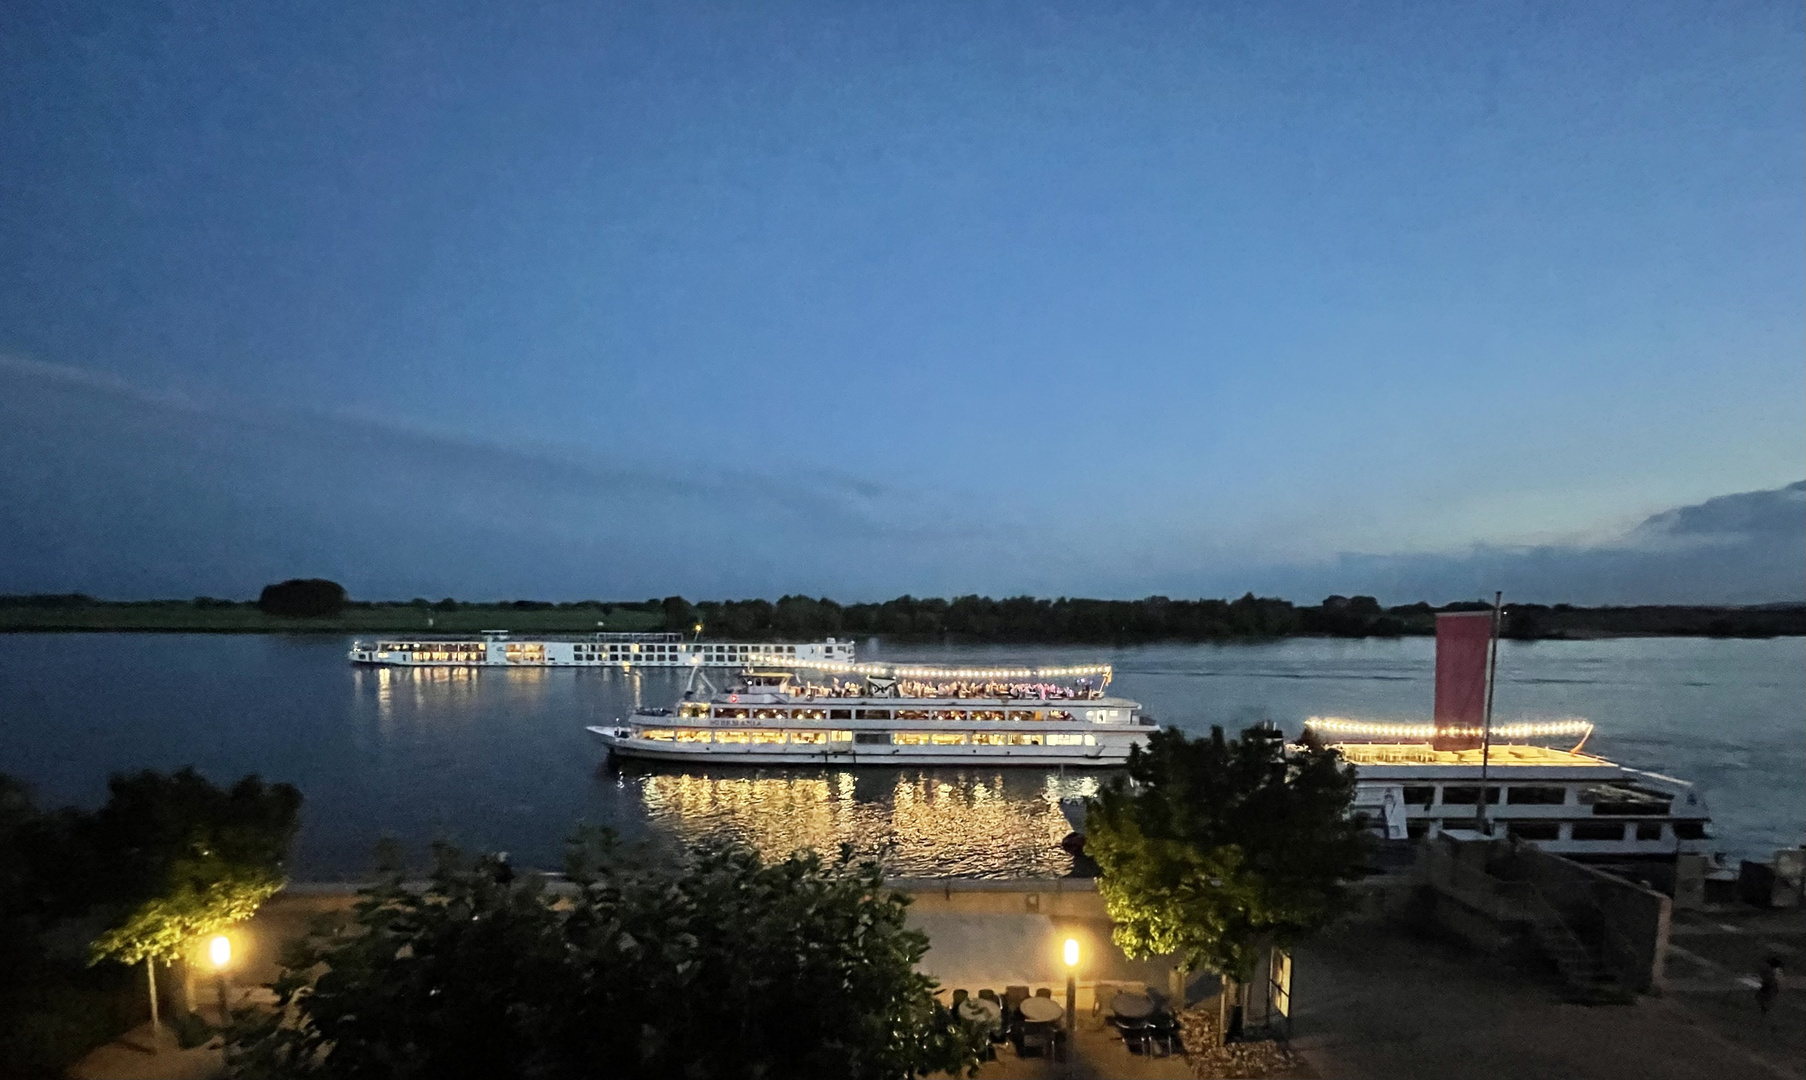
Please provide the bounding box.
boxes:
[2,593,1801,638]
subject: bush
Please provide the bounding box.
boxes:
[256,580,347,618]
[227,837,983,1080]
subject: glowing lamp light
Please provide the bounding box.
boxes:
[208,935,231,970]
[1063,938,1080,968]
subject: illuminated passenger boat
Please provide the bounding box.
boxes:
[1315,717,1714,863]
[348,631,854,668]
[589,662,1153,767]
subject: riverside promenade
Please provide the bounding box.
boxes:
[69,879,1804,1080]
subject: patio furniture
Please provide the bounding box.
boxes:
[951,988,969,1010]
[1018,996,1063,1024]
[1003,985,1031,1016]
[1111,1016,1150,1055]
[1111,991,1155,1020]
[1033,986,1053,998]
[977,988,998,1004]
[957,996,1003,1038]
[1146,1011,1180,1057]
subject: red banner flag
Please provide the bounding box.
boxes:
[1434,612,1493,751]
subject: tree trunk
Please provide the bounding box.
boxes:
[1217,973,1231,1046]
[180,957,196,1017]
[146,959,161,1048]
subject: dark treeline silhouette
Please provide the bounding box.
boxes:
[4,590,1802,640]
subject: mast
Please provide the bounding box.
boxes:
[1477,590,1502,836]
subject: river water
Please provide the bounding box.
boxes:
[1,634,1799,879]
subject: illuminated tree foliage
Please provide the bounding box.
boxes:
[1085,726,1365,984]
[227,837,983,1080]
[87,769,302,968]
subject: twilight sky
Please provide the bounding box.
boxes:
[2,1,1802,603]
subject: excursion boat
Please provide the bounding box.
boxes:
[588,661,1152,767]
[348,631,854,668]
[1323,717,1715,863]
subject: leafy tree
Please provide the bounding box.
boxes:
[1085,725,1365,1039]
[227,837,982,1080]
[661,595,697,633]
[87,769,302,1028]
[256,579,347,617]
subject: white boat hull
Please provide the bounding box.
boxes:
[588,726,1136,767]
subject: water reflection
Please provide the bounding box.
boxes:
[631,766,1104,878]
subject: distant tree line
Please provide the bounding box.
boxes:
[5,586,1802,640]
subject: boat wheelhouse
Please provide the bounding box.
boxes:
[348,632,854,668]
[1317,717,1714,863]
[589,662,1152,767]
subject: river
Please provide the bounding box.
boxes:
[1,634,1799,878]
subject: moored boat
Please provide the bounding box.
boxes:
[589,661,1152,767]
[348,631,854,668]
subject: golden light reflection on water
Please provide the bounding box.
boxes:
[635,769,1103,878]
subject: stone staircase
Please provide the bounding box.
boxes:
[1421,840,1633,1004]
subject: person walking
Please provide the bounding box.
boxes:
[1756,955,1783,1018]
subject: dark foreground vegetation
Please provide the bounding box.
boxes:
[4,585,1803,639]
[0,769,300,1078]
[226,839,983,1080]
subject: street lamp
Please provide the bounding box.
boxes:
[208,935,231,1023]
[1063,937,1079,1032]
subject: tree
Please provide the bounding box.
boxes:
[661,595,697,633]
[227,837,982,1080]
[256,579,347,617]
[1084,726,1365,1040]
[87,769,301,1032]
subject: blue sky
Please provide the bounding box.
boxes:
[2,1,1801,602]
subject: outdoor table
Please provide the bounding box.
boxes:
[1110,992,1155,1020]
[957,997,1002,1033]
[1018,996,1064,1024]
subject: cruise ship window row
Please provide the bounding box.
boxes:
[636,729,1095,747]
[1392,784,1672,814]
[678,705,1101,722]
[1396,819,1703,842]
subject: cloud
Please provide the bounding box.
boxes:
[1245,481,1805,606]
[0,356,1054,599]
[2,356,1799,605]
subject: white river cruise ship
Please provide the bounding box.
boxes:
[589,661,1152,767]
[1323,718,1714,864]
[348,632,854,668]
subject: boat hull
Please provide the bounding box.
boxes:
[587,726,1135,767]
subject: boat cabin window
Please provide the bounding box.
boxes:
[679,703,708,719]
[1673,822,1706,840]
[790,731,827,744]
[714,707,749,719]
[675,731,711,743]
[854,733,891,745]
[829,709,853,720]
[892,732,931,745]
[1009,733,1043,746]
[638,729,675,741]
[1579,785,1671,816]
[1402,786,1436,807]
[971,732,1007,746]
[1636,822,1663,841]
[1571,821,1625,841]
[1507,821,1561,841]
[793,708,827,721]
[1047,733,1090,745]
[1441,786,1501,805]
[1506,786,1568,805]
[896,709,930,720]
[857,709,892,720]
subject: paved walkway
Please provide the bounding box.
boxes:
[1290,914,1804,1080]
[955,1014,1195,1080]
[66,1021,223,1080]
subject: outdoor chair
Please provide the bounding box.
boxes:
[1017,1021,1053,1058]
[1146,1012,1179,1057]
[1033,987,1053,998]
[951,988,969,1010]
[1111,1016,1150,1055]
[1003,986,1030,1019]
[977,988,998,1004]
